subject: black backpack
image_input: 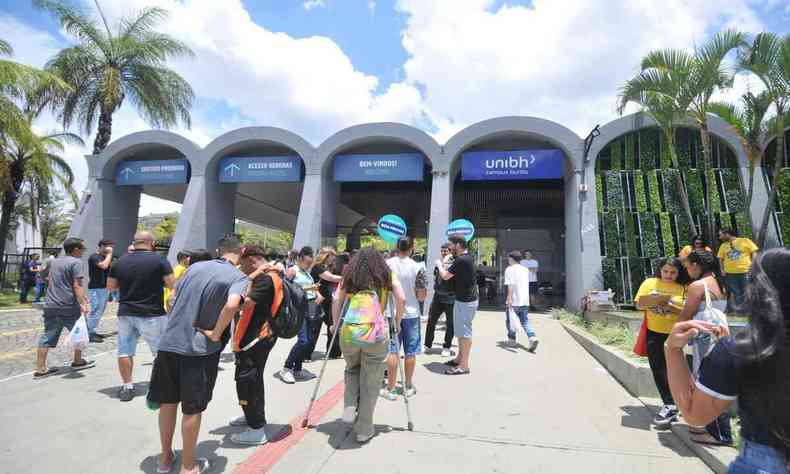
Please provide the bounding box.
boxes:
[269,272,308,339]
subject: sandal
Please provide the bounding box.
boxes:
[444,359,459,367]
[444,367,470,375]
[33,368,59,379]
[157,451,179,473]
[688,427,707,435]
[691,433,732,446]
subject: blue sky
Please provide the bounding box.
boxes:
[1,0,787,214]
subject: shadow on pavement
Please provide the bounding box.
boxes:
[315,419,392,450]
[97,381,150,399]
[138,440,228,474]
[422,361,452,375]
[619,405,653,431]
[494,340,533,353]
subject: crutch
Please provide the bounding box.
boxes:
[302,298,349,428]
[389,296,414,431]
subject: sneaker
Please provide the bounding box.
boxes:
[231,427,269,446]
[441,348,452,357]
[403,385,417,397]
[379,387,398,401]
[528,337,540,353]
[89,333,104,343]
[228,415,248,427]
[278,369,295,384]
[119,386,135,402]
[342,406,357,424]
[653,405,679,428]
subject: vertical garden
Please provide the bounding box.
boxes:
[595,126,752,304]
[763,127,790,246]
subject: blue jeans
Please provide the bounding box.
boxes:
[284,317,322,372]
[729,439,790,474]
[506,306,536,339]
[34,280,46,302]
[725,273,747,311]
[388,317,422,357]
[87,288,109,334]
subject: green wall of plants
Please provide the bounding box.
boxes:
[763,128,790,246]
[596,126,749,304]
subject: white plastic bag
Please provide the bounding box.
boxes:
[68,316,89,352]
[507,308,525,335]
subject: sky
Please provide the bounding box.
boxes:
[1,0,788,216]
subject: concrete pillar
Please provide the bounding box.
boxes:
[348,217,373,250]
[293,172,336,250]
[745,165,778,246]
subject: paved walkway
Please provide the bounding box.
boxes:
[0,311,711,473]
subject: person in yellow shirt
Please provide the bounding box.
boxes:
[717,228,758,311]
[164,251,190,312]
[678,235,712,264]
[634,257,688,428]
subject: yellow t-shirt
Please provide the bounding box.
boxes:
[163,263,187,309]
[634,277,686,334]
[717,238,759,274]
[678,245,712,260]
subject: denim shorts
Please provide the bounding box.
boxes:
[729,439,790,474]
[117,315,167,358]
[389,317,422,357]
[453,300,479,338]
[38,311,80,348]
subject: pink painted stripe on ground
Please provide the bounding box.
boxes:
[233,381,346,474]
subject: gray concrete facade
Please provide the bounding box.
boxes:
[68,114,773,310]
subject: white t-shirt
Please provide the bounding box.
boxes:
[387,256,423,319]
[520,258,539,283]
[505,263,531,307]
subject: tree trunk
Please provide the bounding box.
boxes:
[699,123,716,246]
[757,113,786,247]
[664,129,697,234]
[92,106,114,155]
[746,149,756,229]
[0,191,16,260]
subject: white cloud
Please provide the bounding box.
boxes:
[303,0,326,11]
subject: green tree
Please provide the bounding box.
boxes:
[740,32,790,246]
[35,1,195,154]
[153,216,178,243]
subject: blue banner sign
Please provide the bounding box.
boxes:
[334,153,425,182]
[219,156,302,183]
[378,214,407,244]
[446,219,475,241]
[461,149,564,181]
[116,159,189,186]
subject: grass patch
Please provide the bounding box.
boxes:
[551,307,643,359]
[0,290,33,310]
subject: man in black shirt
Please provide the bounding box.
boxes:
[87,238,114,341]
[425,243,455,356]
[107,231,174,402]
[228,245,278,446]
[436,236,478,375]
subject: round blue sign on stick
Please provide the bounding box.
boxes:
[378,214,407,244]
[446,218,475,242]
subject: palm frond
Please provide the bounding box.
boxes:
[125,64,193,129]
[33,0,111,56]
[120,7,169,39]
[641,48,694,72]
[0,38,12,56]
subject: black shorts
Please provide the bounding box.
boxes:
[147,350,221,415]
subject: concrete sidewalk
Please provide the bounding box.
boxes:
[0,312,711,474]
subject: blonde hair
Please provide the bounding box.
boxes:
[316,247,337,266]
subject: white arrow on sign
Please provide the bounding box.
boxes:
[224,163,241,177]
[120,167,135,180]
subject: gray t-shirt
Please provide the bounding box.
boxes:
[44,256,84,315]
[158,259,248,356]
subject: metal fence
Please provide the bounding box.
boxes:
[0,247,61,290]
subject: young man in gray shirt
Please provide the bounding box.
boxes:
[34,238,94,378]
[147,236,247,474]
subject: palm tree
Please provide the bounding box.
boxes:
[740,32,790,246]
[618,51,697,233]
[34,1,195,154]
[709,91,773,223]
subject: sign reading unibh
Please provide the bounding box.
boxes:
[116,159,189,186]
[334,153,425,182]
[219,156,303,183]
[461,149,564,181]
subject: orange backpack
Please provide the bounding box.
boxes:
[232,271,285,352]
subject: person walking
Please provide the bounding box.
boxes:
[18,253,41,304]
[278,246,324,384]
[676,250,732,446]
[520,250,539,310]
[107,231,174,402]
[634,257,688,428]
[147,236,248,474]
[381,237,426,400]
[504,251,539,352]
[717,228,758,312]
[310,247,343,360]
[436,236,478,375]
[332,247,406,443]
[34,251,57,303]
[34,238,94,378]
[424,243,455,357]
[666,247,790,473]
[87,239,114,342]
[164,250,190,312]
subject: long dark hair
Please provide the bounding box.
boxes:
[686,250,726,297]
[342,247,393,293]
[653,257,690,285]
[736,247,790,453]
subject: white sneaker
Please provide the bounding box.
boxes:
[528,337,540,353]
[231,427,269,446]
[379,387,398,401]
[342,406,357,424]
[403,385,417,397]
[278,369,295,384]
[228,415,248,427]
[441,348,452,357]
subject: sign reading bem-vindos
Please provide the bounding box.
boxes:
[219,156,302,183]
[461,149,564,181]
[116,159,189,186]
[378,214,407,244]
[334,153,425,182]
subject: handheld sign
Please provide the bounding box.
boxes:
[378,214,407,244]
[446,219,475,242]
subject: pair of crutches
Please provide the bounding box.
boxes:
[301,294,414,431]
